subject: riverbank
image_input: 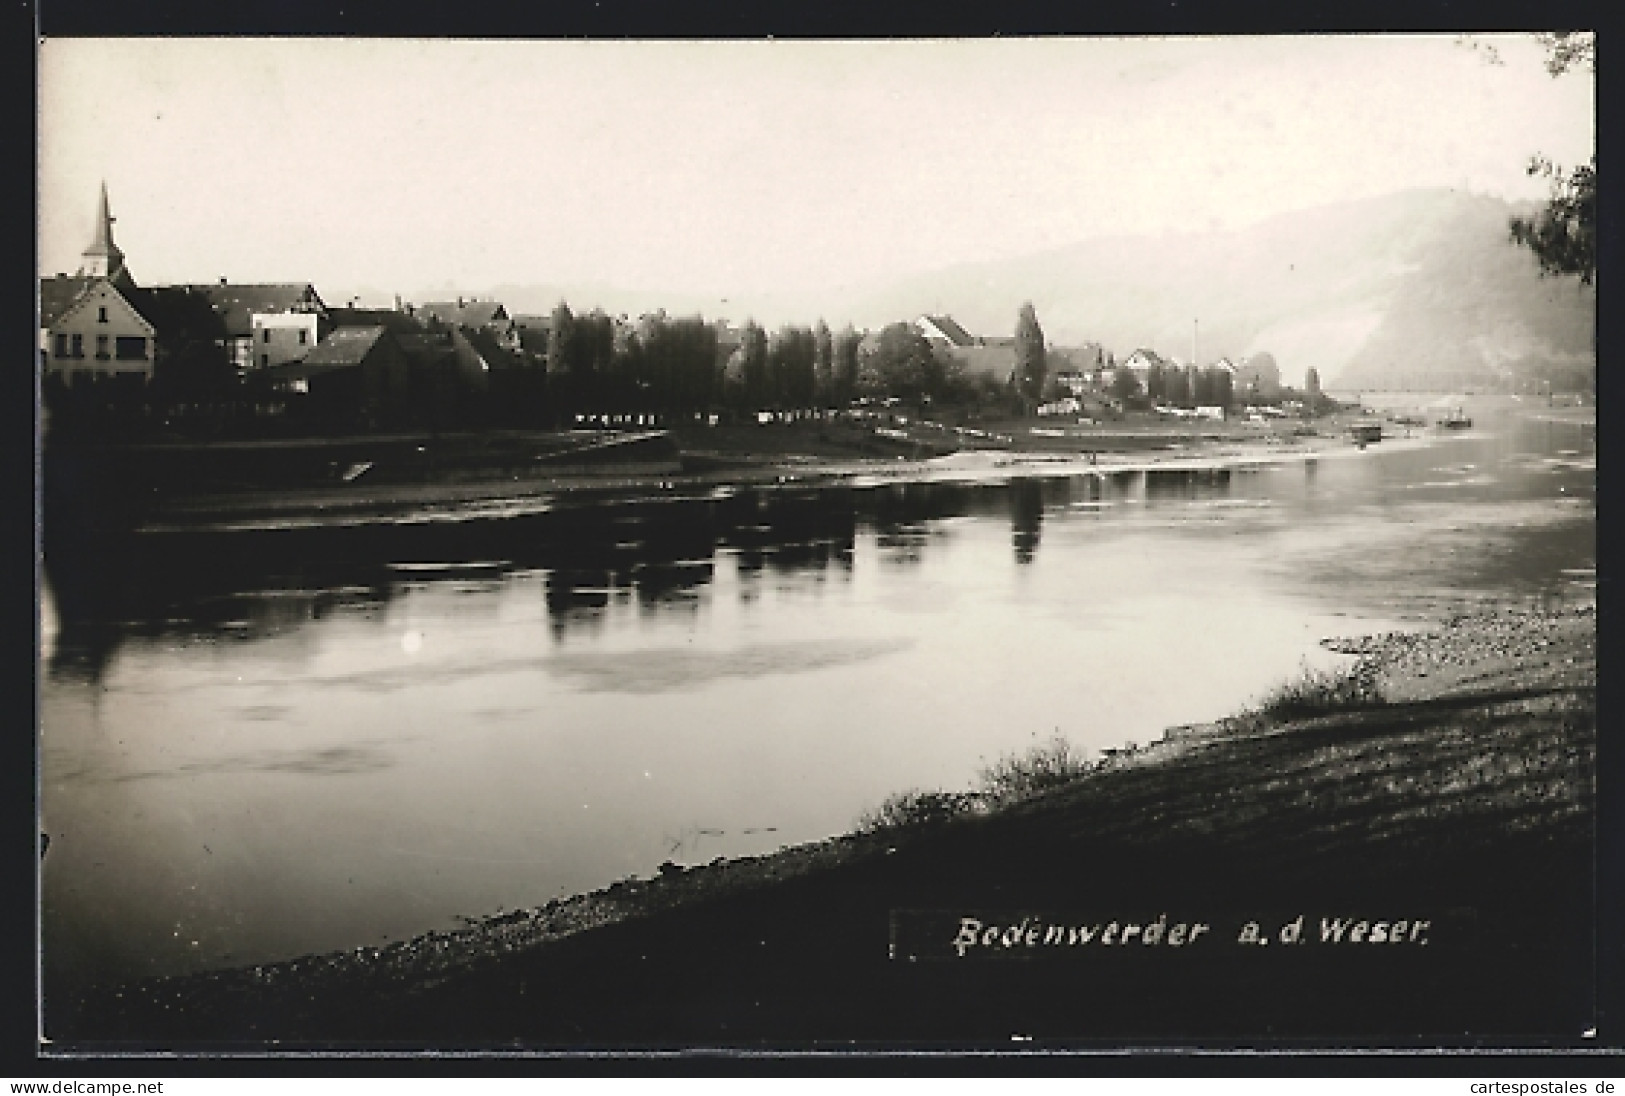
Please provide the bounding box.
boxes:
[56,413,1405,534]
[52,601,1596,1048]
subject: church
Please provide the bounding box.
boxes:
[39,184,157,385]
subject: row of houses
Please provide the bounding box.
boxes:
[907,313,1283,400]
[40,186,1285,415]
[39,186,552,414]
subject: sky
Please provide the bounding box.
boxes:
[39,35,1594,312]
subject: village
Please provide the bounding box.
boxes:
[41,185,1323,451]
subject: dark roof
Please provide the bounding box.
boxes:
[512,313,553,329]
[459,325,525,371]
[39,276,97,328]
[396,332,453,358]
[39,275,158,329]
[293,325,390,371]
[420,300,510,328]
[329,306,422,335]
[179,283,326,337]
[920,314,977,348]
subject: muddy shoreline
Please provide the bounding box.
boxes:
[61,415,1417,534]
[49,601,1597,1048]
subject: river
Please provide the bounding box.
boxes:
[38,396,1595,1001]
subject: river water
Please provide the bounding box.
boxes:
[38,398,1595,999]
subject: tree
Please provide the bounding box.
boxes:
[545,301,575,378]
[832,326,861,405]
[813,320,834,406]
[1507,32,1595,285]
[863,322,943,402]
[1163,364,1188,406]
[1014,302,1047,407]
[1110,366,1141,403]
[739,321,770,407]
[1509,155,1595,285]
[135,286,235,401]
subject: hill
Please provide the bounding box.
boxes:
[397,189,1594,392]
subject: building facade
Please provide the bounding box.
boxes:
[39,186,155,384]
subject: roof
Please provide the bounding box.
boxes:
[39,275,156,329]
[1124,348,1172,369]
[459,325,525,371]
[293,325,390,371]
[179,283,326,337]
[420,300,510,329]
[918,314,977,348]
[39,276,97,328]
[329,306,422,335]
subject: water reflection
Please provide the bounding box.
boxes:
[1009,479,1044,564]
[42,409,1598,685]
[38,401,1596,998]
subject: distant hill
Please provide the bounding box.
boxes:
[400,188,1593,392]
[834,188,1594,390]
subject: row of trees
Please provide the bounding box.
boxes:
[1134,363,1236,408]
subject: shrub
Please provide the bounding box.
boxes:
[976,733,1093,808]
[1256,660,1384,721]
[856,789,981,834]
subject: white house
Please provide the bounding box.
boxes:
[180,282,330,376]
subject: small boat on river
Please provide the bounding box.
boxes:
[1438,408,1473,429]
[1348,421,1383,445]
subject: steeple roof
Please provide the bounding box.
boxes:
[78,182,129,282]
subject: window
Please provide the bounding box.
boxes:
[96,335,110,360]
[71,333,83,358]
[53,333,68,358]
[97,306,108,323]
[263,329,272,344]
[261,354,269,368]
[115,336,146,360]
[298,329,308,345]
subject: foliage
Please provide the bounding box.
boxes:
[1254,661,1385,722]
[856,789,981,833]
[853,734,1095,835]
[976,734,1093,808]
[136,286,236,398]
[1013,301,1047,405]
[1507,32,1595,285]
[832,325,861,405]
[1509,155,1596,286]
[859,322,945,402]
[545,301,575,378]
[1111,365,1142,402]
[813,320,834,405]
[1536,31,1593,77]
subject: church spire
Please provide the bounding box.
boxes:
[79,181,126,280]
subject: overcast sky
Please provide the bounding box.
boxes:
[40,35,1594,308]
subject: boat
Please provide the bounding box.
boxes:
[1438,408,1473,429]
[1347,421,1383,445]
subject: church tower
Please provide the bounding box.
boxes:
[77,181,132,286]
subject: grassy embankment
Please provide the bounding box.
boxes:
[55,604,1596,1048]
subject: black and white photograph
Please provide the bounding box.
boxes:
[36,33,1599,1053]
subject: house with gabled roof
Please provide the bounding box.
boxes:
[1120,348,1172,389]
[39,186,155,384]
[179,281,330,376]
[419,298,522,353]
[915,314,978,349]
[256,325,412,417]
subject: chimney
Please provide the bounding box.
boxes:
[457,295,464,309]
[219,276,228,285]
